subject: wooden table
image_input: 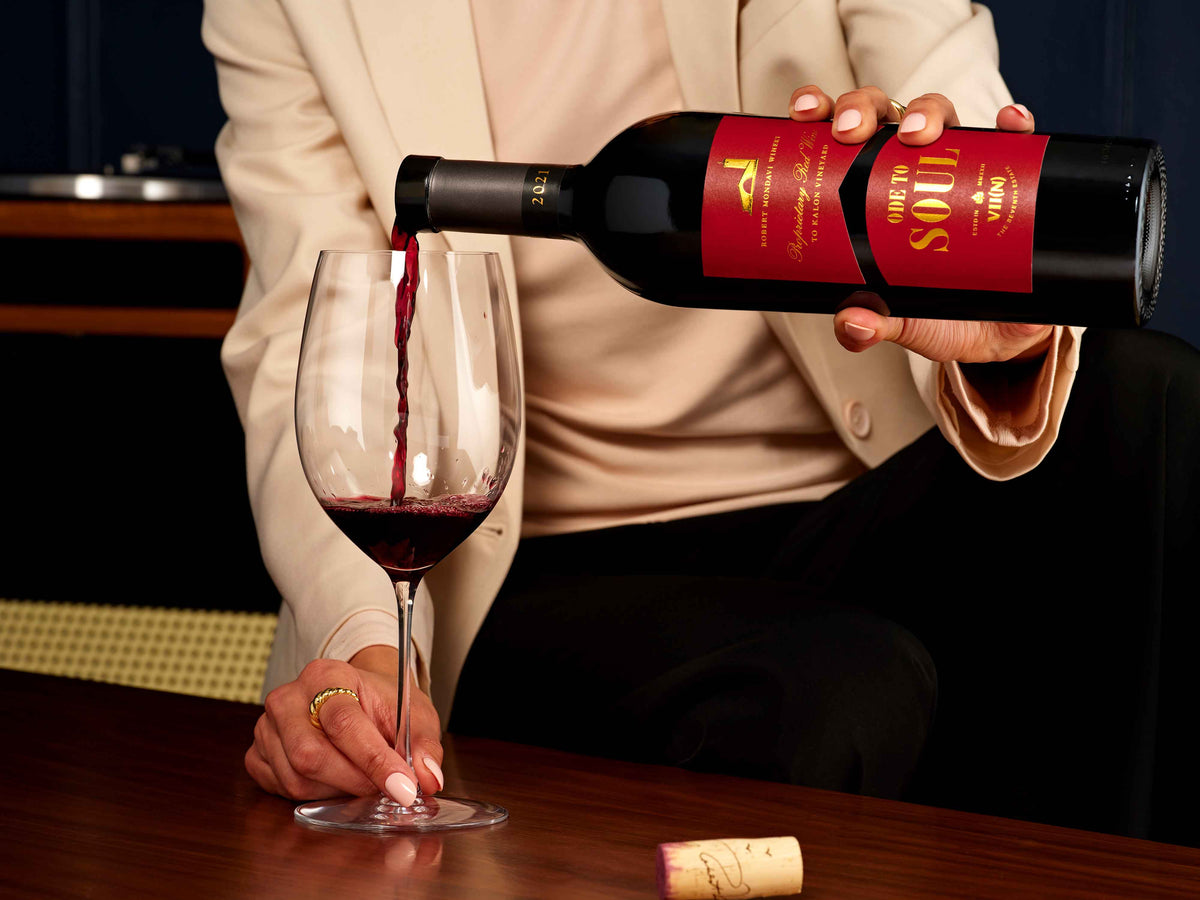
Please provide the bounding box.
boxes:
[2,669,1198,899]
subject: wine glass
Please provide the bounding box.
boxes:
[292,248,521,831]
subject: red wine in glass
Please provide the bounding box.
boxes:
[322,495,497,575]
[377,225,497,573]
[294,242,519,831]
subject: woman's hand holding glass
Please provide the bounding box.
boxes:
[279,247,519,831]
[245,648,443,806]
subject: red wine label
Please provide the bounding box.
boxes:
[865,131,1049,292]
[702,117,866,284]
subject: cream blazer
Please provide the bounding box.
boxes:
[203,0,1083,717]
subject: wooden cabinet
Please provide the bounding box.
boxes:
[0,198,246,337]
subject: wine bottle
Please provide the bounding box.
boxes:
[394,113,1166,326]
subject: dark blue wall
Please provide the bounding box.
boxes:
[990,0,1198,346]
[6,4,68,173]
[1,0,1195,346]
[1,0,224,176]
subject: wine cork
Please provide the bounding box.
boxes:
[656,836,803,899]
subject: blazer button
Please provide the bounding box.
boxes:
[844,400,872,439]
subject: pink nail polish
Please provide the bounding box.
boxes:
[423,756,445,791]
[385,772,417,806]
[793,94,819,112]
[1010,103,1032,120]
[899,112,926,134]
[844,322,875,342]
[835,109,863,132]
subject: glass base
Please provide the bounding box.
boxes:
[295,793,508,833]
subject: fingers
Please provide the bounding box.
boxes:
[352,658,445,795]
[266,688,378,797]
[796,87,945,147]
[245,743,282,795]
[993,322,1056,361]
[894,93,960,145]
[834,306,890,354]
[792,86,1033,141]
[787,85,972,147]
[314,691,420,806]
[996,103,1036,133]
[830,85,893,143]
[246,656,447,806]
[834,307,972,362]
[788,85,835,121]
[833,306,1055,363]
[407,669,446,795]
[247,711,345,799]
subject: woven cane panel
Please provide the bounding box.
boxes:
[0,599,276,703]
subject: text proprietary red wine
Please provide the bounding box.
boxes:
[394,114,1166,326]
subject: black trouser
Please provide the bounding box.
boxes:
[451,329,1200,847]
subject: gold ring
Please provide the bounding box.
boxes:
[309,687,360,729]
[887,98,908,121]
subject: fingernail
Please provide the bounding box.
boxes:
[1011,103,1032,120]
[385,772,417,806]
[423,756,445,791]
[793,93,820,112]
[835,108,863,132]
[899,112,927,134]
[844,322,875,342]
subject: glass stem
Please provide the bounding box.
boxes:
[394,574,422,797]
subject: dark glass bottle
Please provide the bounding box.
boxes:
[394,112,1166,326]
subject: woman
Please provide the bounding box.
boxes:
[204,0,1198,843]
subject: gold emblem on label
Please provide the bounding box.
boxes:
[722,158,759,213]
[972,190,985,204]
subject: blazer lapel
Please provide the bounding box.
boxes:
[341,0,524,716]
[346,0,494,166]
[660,0,741,110]
[344,0,515,254]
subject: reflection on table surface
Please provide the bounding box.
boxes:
[3,668,1199,899]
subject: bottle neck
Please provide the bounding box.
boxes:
[396,157,578,238]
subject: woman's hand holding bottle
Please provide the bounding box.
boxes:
[789,84,1055,365]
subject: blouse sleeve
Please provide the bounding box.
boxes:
[840,0,1085,478]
